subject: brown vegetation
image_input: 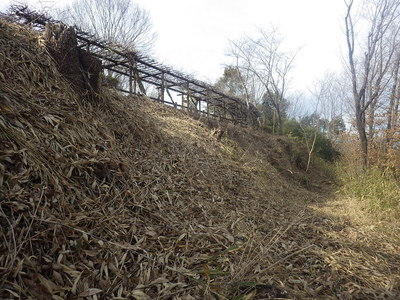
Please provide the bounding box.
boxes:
[1,20,399,300]
[44,23,102,99]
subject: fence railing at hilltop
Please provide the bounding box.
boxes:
[5,6,260,126]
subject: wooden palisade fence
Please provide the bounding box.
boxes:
[7,6,260,126]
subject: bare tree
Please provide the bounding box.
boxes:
[60,0,155,51]
[228,28,298,135]
[386,50,400,148]
[225,42,264,106]
[300,96,322,172]
[344,0,400,169]
[311,72,348,138]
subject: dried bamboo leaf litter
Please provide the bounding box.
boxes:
[1,20,399,300]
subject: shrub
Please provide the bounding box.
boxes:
[283,119,340,162]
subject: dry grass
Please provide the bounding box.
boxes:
[1,19,399,300]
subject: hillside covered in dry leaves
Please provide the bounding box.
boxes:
[1,19,399,300]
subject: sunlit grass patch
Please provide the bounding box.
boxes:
[338,166,400,221]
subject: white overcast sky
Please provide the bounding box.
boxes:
[1,0,348,95]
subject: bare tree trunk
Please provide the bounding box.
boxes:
[367,101,377,140]
[356,111,369,169]
[306,131,318,172]
[270,111,275,135]
[346,1,368,170]
[277,107,283,135]
[386,52,400,148]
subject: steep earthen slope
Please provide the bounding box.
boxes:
[1,20,399,299]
